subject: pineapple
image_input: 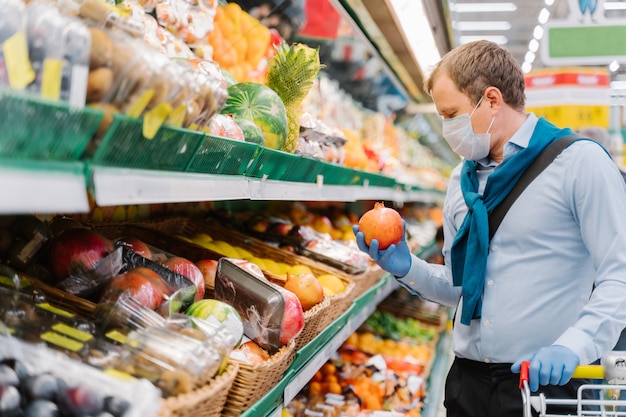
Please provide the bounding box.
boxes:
[266,42,324,153]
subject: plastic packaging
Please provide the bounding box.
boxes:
[214,258,304,354]
[0,331,162,417]
[117,325,222,396]
[0,0,28,87]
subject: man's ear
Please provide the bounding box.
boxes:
[484,86,503,111]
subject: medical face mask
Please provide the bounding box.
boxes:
[442,97,495,161]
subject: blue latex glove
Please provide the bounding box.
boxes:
[352,221,412,277]
[511,345,580,392]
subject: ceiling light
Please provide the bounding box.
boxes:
[388,0,441,76]
[604,2,626,10]
[538,8,550,24]
[533,25,544,39]
[452,2,517,13]
[609,60,620,72]
[454,21,512,31]
[544,0,555,5]
[525,51,536,63]
[522,62,533,73]
[529,39,539,52]
[459,35,508,45]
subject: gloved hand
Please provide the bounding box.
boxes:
[511,345,580,392]
[352,221,412,277]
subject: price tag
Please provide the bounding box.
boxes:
[105,330,127,344]
[41,58,63,100]
[40,331,84,352]
[36,303,75,318]
[104,368,135,381]
[167,104,187,127]
[3,31,35,89]
[125,88,154,119]
[143,102,172,139]
[51,323,93,342]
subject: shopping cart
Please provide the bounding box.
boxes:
[520,352,626,416]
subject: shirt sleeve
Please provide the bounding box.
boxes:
[553,141,626,364]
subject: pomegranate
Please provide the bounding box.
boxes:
[101,267,169,310]
[48,228,115,281]
[115,236,152,260]
[358,202,404,250]
[162,257,205,301]
[238,340,270,363]
[284,273,324,311]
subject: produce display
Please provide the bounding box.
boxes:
[284,309,440,417]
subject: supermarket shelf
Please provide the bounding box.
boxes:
[0,160,90,214]
[243,244,438,417]
[89,165,445,206]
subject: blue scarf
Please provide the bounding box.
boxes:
[451,117,574,325]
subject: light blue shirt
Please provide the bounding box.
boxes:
[398,114,626,364]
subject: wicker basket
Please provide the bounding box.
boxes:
[26,275,98,319]
[294,294,331,351]
[135,217,357,321]
[223,340,296,416]
[349,266,387,299]
[157,361,239,417]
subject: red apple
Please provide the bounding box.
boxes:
[196,259,218,289]
[115,236,152,259]
[48,228,115,281]
[162,257,205,301]
[278,287,304,345]
[101,267,169,310]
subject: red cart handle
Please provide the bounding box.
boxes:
[519,360,530,389]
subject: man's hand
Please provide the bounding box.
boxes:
[511,345,580,392]
[352,222,412,277]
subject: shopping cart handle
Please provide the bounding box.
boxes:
[571,365,604,379]
[519,360,604,389]
[519,360,530,389]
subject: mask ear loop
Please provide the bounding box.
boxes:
[485,115,496,134]
[469,96,485,118]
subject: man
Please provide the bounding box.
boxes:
[354,40,626,416]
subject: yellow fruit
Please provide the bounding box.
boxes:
[263,258,282,275]
[236,247,254,259]
[287,264,313,275]
[192,233,213,243]
[248,257,267,270]
[317,274,346,295]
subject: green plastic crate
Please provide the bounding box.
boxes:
[244,147,302,181]
[317,162,363,185]
[186,135,260,175]
[0,91,103,161]
[281,156,324,183]
[92,114,204,171]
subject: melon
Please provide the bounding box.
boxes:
[235,116,265,146]
[221,82,288,150]
[186,298,244,348]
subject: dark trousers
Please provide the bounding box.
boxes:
[444,357,594,417]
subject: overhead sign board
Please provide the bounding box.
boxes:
[541,0,626,65]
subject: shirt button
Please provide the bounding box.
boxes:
[409,280,415,286]
[487,280,494,286]
[484,320,491,326]
[492,245,498,251]
[484,358,491,363]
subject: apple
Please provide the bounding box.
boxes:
[101,267,169,310]
[278,287,305,345]
[238,340,270,363]
[48,228,115,281]
[196,259,218,289]
[284,273,324,311]
[162,257,205,301]
[114,236,152,259]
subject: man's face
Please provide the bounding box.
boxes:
[431,73,492,135]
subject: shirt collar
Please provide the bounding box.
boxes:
[476,113,538,168]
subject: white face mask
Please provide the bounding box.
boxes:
[442,97,495,161]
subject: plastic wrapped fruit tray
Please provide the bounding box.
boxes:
[135,217,358,324]
[157,361,239,417]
